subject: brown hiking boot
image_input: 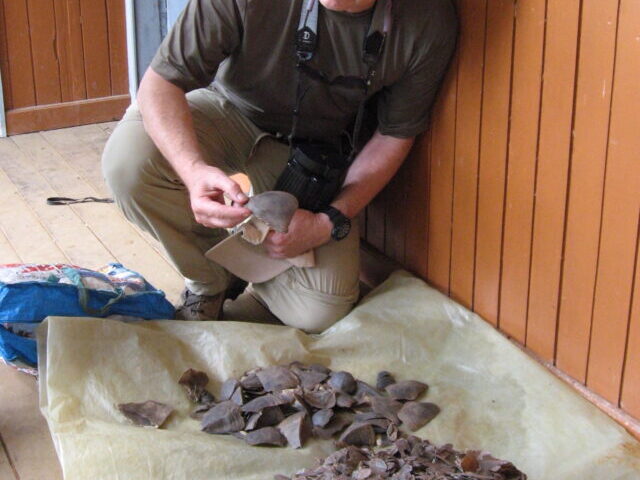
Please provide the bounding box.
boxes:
[175,288,225,321]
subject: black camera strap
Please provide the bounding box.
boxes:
[290,0,392,161]
[296,0,321,62]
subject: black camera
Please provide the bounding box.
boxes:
[274,141,350,213]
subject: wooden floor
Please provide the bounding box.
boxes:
[0,122,184,479]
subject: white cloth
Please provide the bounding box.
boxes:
[38,271,640,480]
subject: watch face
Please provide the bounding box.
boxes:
[332,218,351,240]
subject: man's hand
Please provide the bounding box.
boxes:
[183,164,251,228]
[137,70,250,229]
[263,209,333,259]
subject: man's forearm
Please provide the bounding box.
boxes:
[331,131,415,219]
[136,68,250,228]
[264,131,414,257]
[137,68,208,183]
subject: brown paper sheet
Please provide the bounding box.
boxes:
[38,271,640,479]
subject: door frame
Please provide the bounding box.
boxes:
[0,68,6,138]
[125,0,139,100]
[124,0,188,100]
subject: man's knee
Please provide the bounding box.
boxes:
[102,119,168,204]
[251,282,358,334]
[282,299,355,334]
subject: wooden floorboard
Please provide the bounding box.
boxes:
[98,121,119,136]
[0,122,185,480]
[13,131,183,301]
[0,363,63,480]
[40,124,111,197]
[0,228,22,264]
[0,137,115,268]
[0,167,69,264]
[40,124,173,264]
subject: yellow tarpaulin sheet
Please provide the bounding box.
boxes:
[38,271,640,479]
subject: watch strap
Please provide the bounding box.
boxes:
[323,206,343,222]
[322,206,351,241]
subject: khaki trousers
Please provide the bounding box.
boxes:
[102,87,359,333]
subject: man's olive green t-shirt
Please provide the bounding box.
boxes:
[150,0,457,140]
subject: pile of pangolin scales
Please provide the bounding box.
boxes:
[117,362,526,479]
[184,362,440,448]
[275,440,527,480]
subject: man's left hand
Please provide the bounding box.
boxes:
[263,209,333,259]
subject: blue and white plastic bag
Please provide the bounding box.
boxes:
[0,263,175,372]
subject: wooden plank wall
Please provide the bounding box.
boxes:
[0,0,130,135]
[363,0,640,422]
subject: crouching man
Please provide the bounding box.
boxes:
[102,0,457,332]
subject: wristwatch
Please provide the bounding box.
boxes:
[322,206,351,241]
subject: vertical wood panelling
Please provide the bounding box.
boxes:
[3,0,36,108]
[586,0,640,404]
[357,208,367,246]
[555,0,620,383]
[366,197,386,254]
[498,0,546,343]
[80,0,112,98]
[621,230,640,418]
[526,0,580,362]
[54,0,88,101]
[426,61,458,294]
[369,0,640,422]
[2,0,129,134]
[0,1,13,110]
[383,163,406,265]
[472,0,515,326]
[26,0,62,105]
[404,132,431,279]
[106,0,129,95]
[449,0,486,306]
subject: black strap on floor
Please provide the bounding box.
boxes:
[46,196,114,206]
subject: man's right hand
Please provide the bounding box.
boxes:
[183,164,251,229]
[137,69,250,230]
